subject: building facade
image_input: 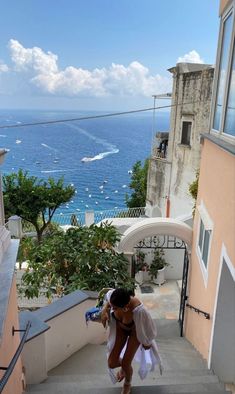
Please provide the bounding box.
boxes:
[146,63,214,218]
[0,151,23,394]
[185,0,235,385]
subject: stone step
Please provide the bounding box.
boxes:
[27,382,229,394]
[28,374,220,392]
[47,341,209,380]
[153,319,181,338]
[81,387,230,394]
[46,369,215,384]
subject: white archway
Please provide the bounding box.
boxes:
[117,217,193,254]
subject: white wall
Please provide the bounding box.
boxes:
[45,299,107,371]
[211,262,235,383]
[22,333,47,384]
[137,247,185,281]
[22,298,108,384]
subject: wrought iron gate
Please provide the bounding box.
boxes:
[179,248,189,336]
[134,235,189,337]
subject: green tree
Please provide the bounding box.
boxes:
[3,169,75,242]
[20,222,134,299]
[125,159,149,208]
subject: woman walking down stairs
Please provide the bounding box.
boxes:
[26,319,231,394]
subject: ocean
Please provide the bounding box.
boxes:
[0,109,170,215]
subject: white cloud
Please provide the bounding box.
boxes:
[177,50,204,64]
[0,62,9,73]
[4,39,172,98]
[9,39,58,74]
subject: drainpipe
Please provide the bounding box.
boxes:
[166,197,170,218]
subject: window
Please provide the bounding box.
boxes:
[213,12,233,131]
[181,121,192,145]
[198,218,211,269]
[212,7,235,138]
[197,204,213,272]
[224,44,235,135]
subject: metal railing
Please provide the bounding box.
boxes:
[0,321,31,393]
[21,220,36,233]
[186,303,210,320]
[152,145,168,159]
[19,206,146,234]
[93,206,145,224]
[46,207,146,227]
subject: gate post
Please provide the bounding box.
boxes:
[8,215,23,239]
[85,210,94,227]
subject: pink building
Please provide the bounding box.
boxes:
[0,150,25,394]
[185,0,235,385]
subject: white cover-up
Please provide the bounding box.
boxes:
[105,290,163,383]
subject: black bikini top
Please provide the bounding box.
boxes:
[111,311,134,328]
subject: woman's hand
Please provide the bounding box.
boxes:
[101,304,110,328]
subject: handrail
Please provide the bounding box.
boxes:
[186,303,210,320]
[0,321,31,393]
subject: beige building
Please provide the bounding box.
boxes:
[147,63,214,218]
[185,0,235,385]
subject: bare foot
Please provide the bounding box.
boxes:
[116,368,125,382]
[121,381,131,394]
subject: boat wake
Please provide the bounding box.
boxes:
[68,123,119,163]
[81,148,119,162]
[41,143,58,152]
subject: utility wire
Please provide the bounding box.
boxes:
[0,100,205,129]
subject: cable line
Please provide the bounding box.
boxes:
[0,100,206,129]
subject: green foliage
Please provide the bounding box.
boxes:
[189,171,199,216]
[149,248,168,280]
[20,222,135,299]
[135,250,148,273]
[125,159,149,208]
[3,169,75,242]
[17,237,36,269]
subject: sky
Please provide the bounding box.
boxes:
[0,0,220,111]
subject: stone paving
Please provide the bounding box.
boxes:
[135,280,181,320]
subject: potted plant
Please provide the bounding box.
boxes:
[149,247,169,286]
[135,250,149,285]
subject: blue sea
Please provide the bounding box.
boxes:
[0,109,170,214]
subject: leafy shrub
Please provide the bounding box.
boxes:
[20,222,135,299]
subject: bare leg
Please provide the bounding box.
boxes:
[108,323,128,370]
[121,328,140,393]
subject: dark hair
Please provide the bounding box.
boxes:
[110,288,134,308]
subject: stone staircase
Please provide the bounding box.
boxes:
[26,320,231,394]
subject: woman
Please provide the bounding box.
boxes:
[101,288,162,394]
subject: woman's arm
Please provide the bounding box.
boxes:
[101,302,111,328]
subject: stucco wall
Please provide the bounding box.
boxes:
[45,299,107,371]
[185,138,235,362]
[147,66,214,219]
[0,276,23,394]
[22,332,47,385]
[23,298,107,384]
[146,157,168,213]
